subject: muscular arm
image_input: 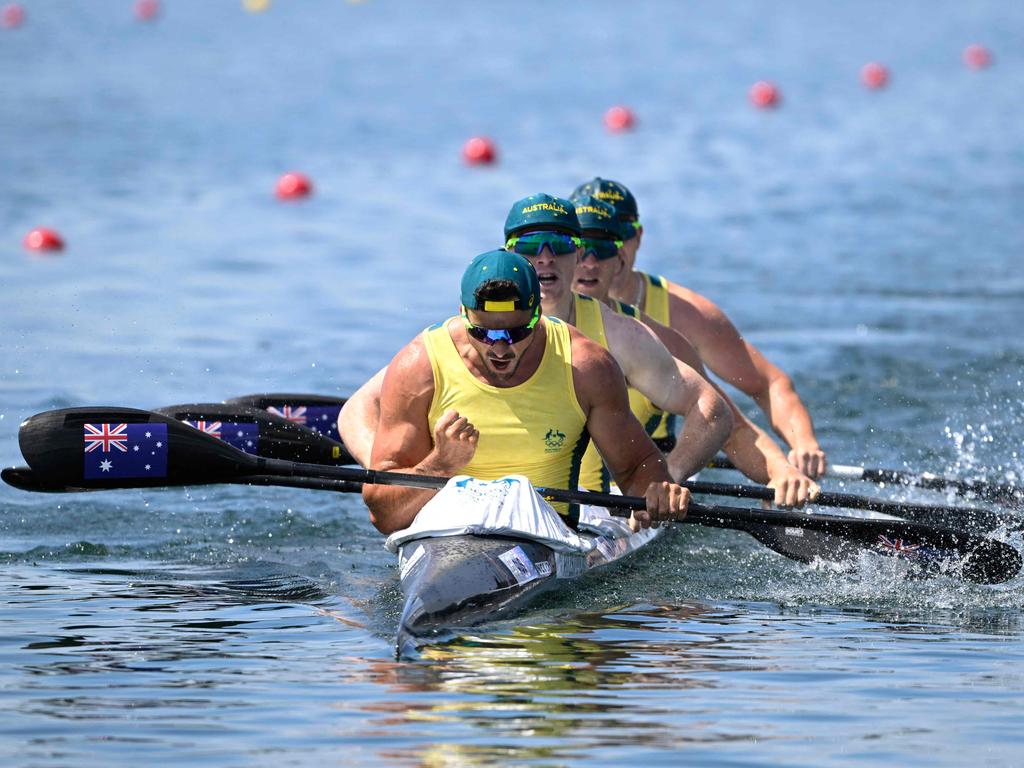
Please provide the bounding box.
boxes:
[569,332,686,526]
[338,367,386,467]
[600,306,732,481]
[362,335,477,534]
[666,287,826,477]
[639,313,816,506]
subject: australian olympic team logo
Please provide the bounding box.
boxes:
[544,428,566,451]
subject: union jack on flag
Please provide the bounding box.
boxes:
[185,420,222,438]
[84,423,129,453]
[182,420,259,454]
[877,535,922,554]
[268,405,306,424]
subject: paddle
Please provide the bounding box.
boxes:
[707,456,1024,508]
[225,393,348,443]
[682,479,1018,534]
[153,403,355,465]
[220,394,1013,534]
[7,406,1020,584]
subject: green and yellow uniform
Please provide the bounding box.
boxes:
[572,293,664,492]
[423,316,589,523]
[635,272,677,446]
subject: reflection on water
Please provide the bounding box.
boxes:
[4,565,1024,765]
[348,601,1024,765]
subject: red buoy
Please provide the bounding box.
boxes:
[2,3,25,28]
[462,136,497,165]
[135,0,160,21]
[749,81,781,109]
[861,62,890,89]
[604,105,636,132]
[23,228,65,253]
[963,44,993,70]
[275,172,313,200]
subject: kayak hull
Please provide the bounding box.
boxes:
[395,516,659,657]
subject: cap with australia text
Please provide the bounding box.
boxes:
[573,195,630,240]
[570,177,638,221]
[503,193,582,239]
[460,249,541,312]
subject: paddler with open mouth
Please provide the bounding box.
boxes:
[343,195,735,500]
[361,249,697,535]
[572,177,828,480]
[570,194,818,508]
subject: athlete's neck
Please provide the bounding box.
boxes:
[609,269,644,307]
[542,293,575,326]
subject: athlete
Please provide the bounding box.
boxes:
[571,194,818,506]
[572,177,828,479]
[362,249,691,535]
[345,196,734,497]
[500,193,732,487]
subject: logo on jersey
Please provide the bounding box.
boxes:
[544,428,566,451]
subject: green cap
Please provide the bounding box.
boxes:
[570,177,638,221]
[503,193,582,239]
[460,249,541,312]
[573,195,629,239]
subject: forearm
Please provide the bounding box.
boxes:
[721,406,791,485]
[752,374,820,451]
[362,449,462,534]
[665,389,732,481]
[615,444,674,498]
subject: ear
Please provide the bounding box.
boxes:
[611,254,626,279]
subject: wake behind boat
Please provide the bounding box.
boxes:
[384,475,660,657]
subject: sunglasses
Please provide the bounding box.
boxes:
[462,306,540,346]
[505,231,581,257]
[580,237,624,261]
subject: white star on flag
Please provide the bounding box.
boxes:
[100,460,113,472]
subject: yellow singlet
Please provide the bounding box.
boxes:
[638,271,671,326]
[635,272,677,443]
[572,293,662,492]
[424,316,589,523]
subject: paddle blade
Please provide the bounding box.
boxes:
[155,403,353,465]
[226,393,347,442]
[2,466,95,493]
[18,407,260,490]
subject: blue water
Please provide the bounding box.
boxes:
[2,1,1024,764]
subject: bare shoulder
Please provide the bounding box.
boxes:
[380,330,435,404]
[600,300,660,345]
[665,280,740,336]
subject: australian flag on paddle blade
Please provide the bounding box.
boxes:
[83,423,168,480]
[182,420,260,455]
[267,405,341,441]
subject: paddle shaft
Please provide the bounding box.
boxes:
[682,479,1018,533]
[707,457,1024,507]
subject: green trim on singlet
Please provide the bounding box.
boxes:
[612,299,636,317]
[565,427,590,528]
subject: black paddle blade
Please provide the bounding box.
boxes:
[735,516,1021,585]
[154,403,352,465]
[17,407,261,490]
[225,393,347,442]
[2,466,96,493]
[684,504,1021,585]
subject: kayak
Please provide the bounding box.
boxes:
[386,476,661,658]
